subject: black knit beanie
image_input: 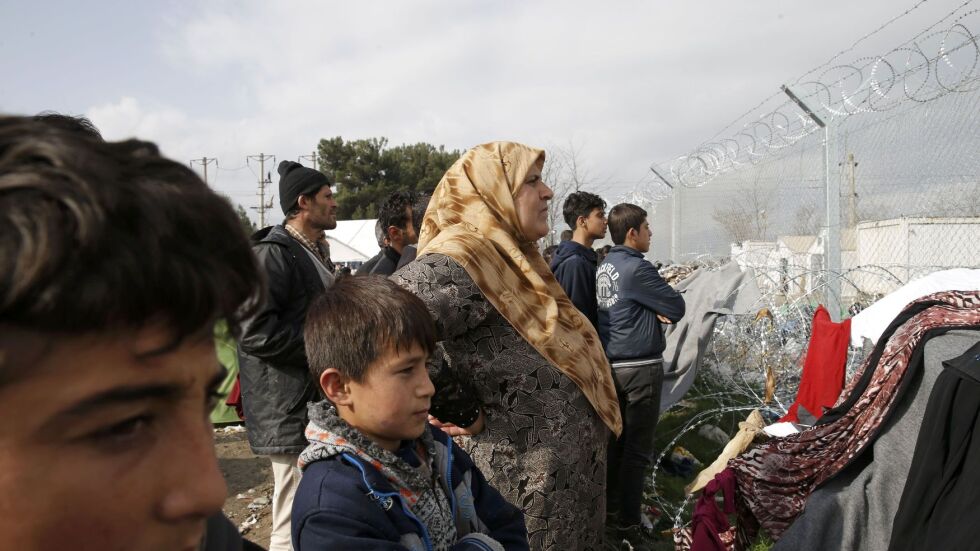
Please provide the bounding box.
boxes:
[278,160,330,215]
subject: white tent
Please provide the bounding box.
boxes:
[326,219,380,264]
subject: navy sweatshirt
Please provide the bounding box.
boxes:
[596,245,685,361]
[549,240,600,328]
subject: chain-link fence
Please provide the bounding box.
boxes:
[632,2,980,320]
[626,3,980,531]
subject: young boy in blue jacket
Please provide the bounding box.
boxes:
[292,275,529,551]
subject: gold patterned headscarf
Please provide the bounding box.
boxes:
[418,142,622,436]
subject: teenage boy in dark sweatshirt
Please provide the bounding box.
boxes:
[549,191,608,328]
[291,276,528,551]
[596,203,685,549]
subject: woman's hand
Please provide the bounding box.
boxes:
[657,314,674,324]
[428,410,485,437]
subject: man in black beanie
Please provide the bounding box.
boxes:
[237,160,337,551]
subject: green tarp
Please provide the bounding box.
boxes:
[210,322,242,425]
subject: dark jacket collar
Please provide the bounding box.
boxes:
[609,244,643,258]
[384,246,402,263]
[550,240,598,271]
[252,224,294,247]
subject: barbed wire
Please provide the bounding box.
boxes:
[648,258,971,530]
[691,0,947,153]
[654,5,980,191]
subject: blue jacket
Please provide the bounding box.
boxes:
[292,403,528,551]
[549,240,600,328]
[596,245,685,361]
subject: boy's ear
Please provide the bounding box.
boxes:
[386,225,401,242]
[319,368,352,406]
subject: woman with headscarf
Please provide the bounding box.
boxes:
[392,142,622,550]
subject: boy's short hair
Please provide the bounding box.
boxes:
[562,191,606,229]
[411,192,431,234]
[378,190,417,233]
[32,111,103,140]
[304,275,436,383]
[608,203,647,245]
[0,116,262,377]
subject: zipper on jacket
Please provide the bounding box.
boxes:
[341,452,434,551]
[443,434,457,521]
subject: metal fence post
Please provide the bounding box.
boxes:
[824,123,842,320]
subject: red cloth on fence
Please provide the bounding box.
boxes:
[226,375,244,421]
[779,305,851,423]
[690,468,737,551]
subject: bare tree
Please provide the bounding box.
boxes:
[542,148,571,247]
[792,203,819,235]
[712,179,773,244]
[541,142,594,246]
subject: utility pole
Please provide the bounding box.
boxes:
[189,157,217,185]
[247,154,276,227]
[298,151,317,170]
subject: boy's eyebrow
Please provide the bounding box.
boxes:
[394,351,429,365]
[57,383,185,419]
[51,364,225,420]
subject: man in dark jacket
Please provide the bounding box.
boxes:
[597,203,685,549]
[238,160,337,551]
[550,191,607,328]
[358,190,417,276]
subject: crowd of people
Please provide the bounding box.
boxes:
[0,114,685,551]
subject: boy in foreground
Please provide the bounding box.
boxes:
[291,276,528,551]
[0,115,264,550]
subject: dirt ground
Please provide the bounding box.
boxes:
[215,426,274,549]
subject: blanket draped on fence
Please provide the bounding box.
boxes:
[661,262,762,412]
[727,290,980,547]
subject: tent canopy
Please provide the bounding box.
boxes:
[326,219,380,263]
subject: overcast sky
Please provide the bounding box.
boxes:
[0,0,965,220]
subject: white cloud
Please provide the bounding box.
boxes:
[76,0,960,217]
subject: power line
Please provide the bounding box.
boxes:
[189,157,218,185]
[298,151,318,170]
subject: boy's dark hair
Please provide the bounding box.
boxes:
[377,190,417,236]
[33,111,103,140]
[304,275,436,383]
[562,191,606,230]
[411,192,431,234]
[374,219,387,247]
[608,203,647,245]
[0,116,263,366]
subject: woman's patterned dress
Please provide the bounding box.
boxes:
[394,253,610,551]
